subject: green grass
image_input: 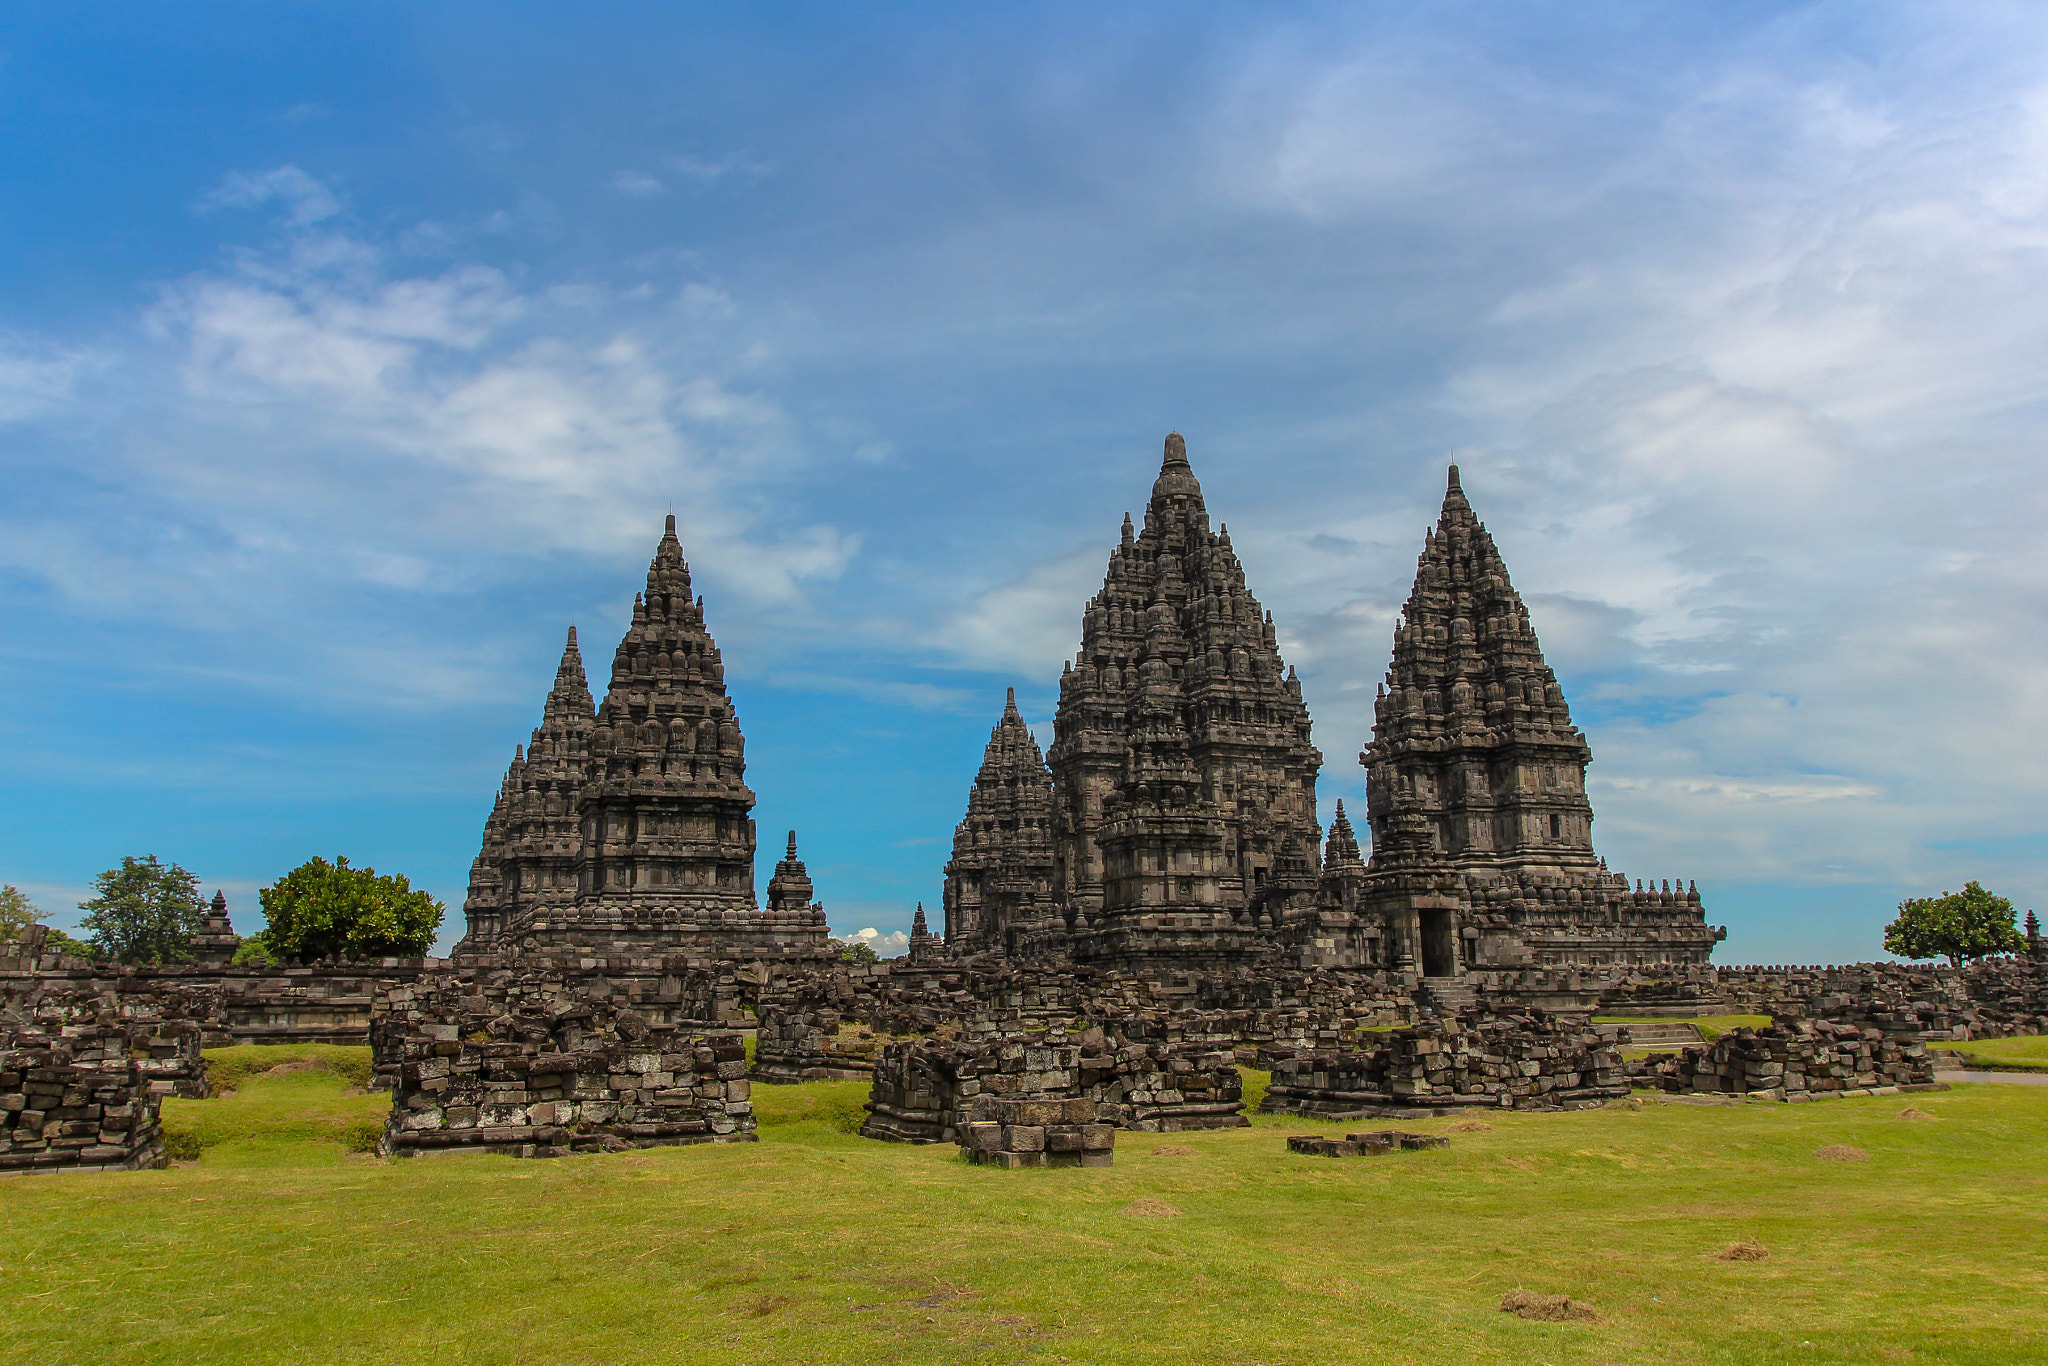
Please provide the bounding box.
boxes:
[1941,1035,2048,1071]
[2,1049,2045,1363]
[160,1046,388,1165]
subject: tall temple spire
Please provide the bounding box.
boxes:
[943,687,1056,954]
[1050,431,1322,969]
[1362,466,1591,873]
[579,516,758,913]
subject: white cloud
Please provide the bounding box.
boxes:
[197,165,342,226]
[2,167,857,707]
[608,171,666,198]
[0,335,99,423]
[837,926,910,958]
[668,152,776,183]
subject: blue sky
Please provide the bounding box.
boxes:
[5,3,2047,962]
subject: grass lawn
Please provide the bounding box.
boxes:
[1,1048,2044,1364]
[1941,1035,2048,1071]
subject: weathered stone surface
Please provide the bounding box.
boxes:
[457,519,832,965]
[1654,1020,1936,1099]
[371,965,755,1158]
[0,987,181,1173]
[1260,1012,1627,1117]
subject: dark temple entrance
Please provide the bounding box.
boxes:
[1419,909,1457,978]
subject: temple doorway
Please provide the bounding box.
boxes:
[1419,909,1457,977]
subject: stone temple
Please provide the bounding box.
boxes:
[461,435,1718,984]
[457,516,831,963]
[932,436,1721,985]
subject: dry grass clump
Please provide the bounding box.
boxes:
[1716,1241,1770,1261]
[1499,1289,1600,1322]
[1813,1144,1870,1161]
[1897,1107,1938,1121]
[1447,1120,1494,1133]
[1150,1145,1197,1157]
[1122,1199,1183,1218]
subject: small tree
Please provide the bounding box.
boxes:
[836,938,880,965]
[77,856,207,964]
[1883,881,2026,968]
[0,884,37,941]
[258,856,443,961]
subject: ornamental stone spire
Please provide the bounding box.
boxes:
[1353,467,1722,973]
[1362,465,1596,876]
[574,515,758,926]
[1052,433,1323,969]
[765,830,817,913]
[942,688,1058,956]
[465,517,831,962]
[459,625,595,952]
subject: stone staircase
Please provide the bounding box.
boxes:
[1420,977,1480,1015]
[1598,1021,1704,1050]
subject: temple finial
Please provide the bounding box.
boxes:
[1163,431,1189,468]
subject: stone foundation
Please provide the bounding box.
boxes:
[959,1097,1114,1167]
[0,1012,177,1174]
[1260,1014,1627,1118]
[1655,1020,1938,1098]
[372,966,754,1157]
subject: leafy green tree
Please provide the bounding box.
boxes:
[1884,881,2026,968]
[258,856,443,960]
[230,934,277,968]
[836,938,880,965]
[41,926,98,958]
[0,884,37,941]
[77,856,207,964]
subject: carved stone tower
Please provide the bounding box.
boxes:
[468,517,830,962]
[1363,466,1596,875]
[941,689,1058,957]
[1360,467,1721,970]
[1052,433,1323,969]
[459,627,593,952]
[572,516,758,930]
[765,830,817,914]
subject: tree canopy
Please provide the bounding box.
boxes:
[1883,881,2026,968]
[257,856,443,961]
[0,884,37,941]
[77,856,206,964]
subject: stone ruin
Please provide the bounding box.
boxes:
[924,441,1724,992]
[371,965,754,1158]
[859,1023,1247,1148]
[1288,1131,1451,1158]
[457,518,833,966]
[0,968,204,1173]
[959,1097,1115,1168]
[1259,1013,1629,1119]
[1655,1020,1941,1101]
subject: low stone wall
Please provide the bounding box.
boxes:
[0,1013,177,1173]
[1259,1014,1628,1118]
[1655,1021,1938,1099]
[751,1004,891,1082]
[860,1023,1249,1145]
[372,967,752,1157]
[958,1097,1114,1167]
